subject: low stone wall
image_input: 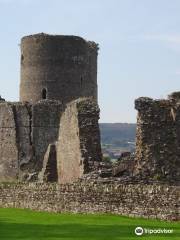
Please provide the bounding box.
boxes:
[0,182,179,221]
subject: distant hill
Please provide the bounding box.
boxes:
[99,123,136,145]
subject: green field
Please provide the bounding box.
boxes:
[0,208,179,240]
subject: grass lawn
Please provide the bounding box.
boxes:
[0,208,179,240]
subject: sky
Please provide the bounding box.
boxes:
[0,0,180,123]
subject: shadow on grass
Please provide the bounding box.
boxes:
[0,221,179,240]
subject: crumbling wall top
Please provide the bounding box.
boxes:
[21,33,99,52]
[168,91,180,101]
[135,97,175,111]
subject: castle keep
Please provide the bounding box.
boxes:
[20,34,98,103]
[0,33,102,183]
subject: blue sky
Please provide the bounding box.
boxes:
[0,0,180,122]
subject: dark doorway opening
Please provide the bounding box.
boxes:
[42,88,47,99]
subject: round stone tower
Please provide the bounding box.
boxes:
[20,33,98,103]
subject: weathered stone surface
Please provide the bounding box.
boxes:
[38,143,58,182]
[0,101,63,182]
[112,155,135,177]
[77,99,102,164]
[0,98,103,183]
[20,33,98,104]
[0,182,178,221]
[32,100,62,173]
[57,98,102,183]
[134,96,180,184]
[168,91,180,101]
[13,103,33,180]
[0,103,18,181]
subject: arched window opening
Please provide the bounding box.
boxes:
[42,88,47,100]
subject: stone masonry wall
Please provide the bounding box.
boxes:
[0,103,19,181]
[0,100,62,182]
[135,97,180,183]
[0,182,179,221]
[20,33,98,104]
[57,98,102,183]
[0,99,102,183]
[31,100,62,174]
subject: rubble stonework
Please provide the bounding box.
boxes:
[0,103,18,181]
[57,98,102,183]
[134,96,180,183]
[0,182,179,221]
[38,143,58,182]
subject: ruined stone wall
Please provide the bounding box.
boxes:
[57,98,102,183]
[20,33,98,104]
[31,101,62,175]
[0,100,62,182]
[0,99,102,183]
[0,182,179,221]
[0,103,19,181]
[38,144,58,182]
[135,97,180,183]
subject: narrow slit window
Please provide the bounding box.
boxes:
[21,54,24,63]
[42,88,47,99]
[80,77,83,88]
